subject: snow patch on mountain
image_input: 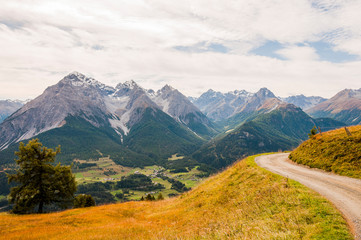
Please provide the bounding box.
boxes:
[152,95,171,116]
[16,119,64,144]
[104,96,131,136]
[67,72,116,94]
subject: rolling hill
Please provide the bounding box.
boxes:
[0,154,351,239]
[289,125,361,178]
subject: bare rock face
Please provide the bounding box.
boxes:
[0,72,216,150]
[106,80,160,137]
[193,88,280,121]
[193,89,253,121]
[150,84,216,136]
[237,88,276,114]
[0,72,111,150]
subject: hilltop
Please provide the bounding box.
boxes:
[0,154,351,239]
[289,125,361,178]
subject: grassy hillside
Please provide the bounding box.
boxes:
[0,154,351,239]
[290,125,361,178]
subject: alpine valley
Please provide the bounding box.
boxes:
[0,72,359,207]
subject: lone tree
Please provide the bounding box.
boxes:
[7,139,77,214]
[308,126,318,139]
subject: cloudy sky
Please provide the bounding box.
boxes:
[0,0,361,100]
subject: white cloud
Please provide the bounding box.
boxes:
[0,0,360,100]
[276,45,320,61]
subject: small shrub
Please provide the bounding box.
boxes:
[74,194,95,208]
[308,126,318,139]
[115,192,124,199]
[145,194,155,201]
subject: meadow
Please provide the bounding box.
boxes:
[72,156,204,201]
[0,154,352,239]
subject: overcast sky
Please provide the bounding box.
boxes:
[1,0,361,100]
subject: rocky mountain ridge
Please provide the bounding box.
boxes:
[0,72,216,151]
[191,88,328,121]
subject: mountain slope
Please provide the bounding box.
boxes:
[193,102,345,169]
[150,85,218,138]
[221,88,278,129]
[0,72,112,150]
[0,72,204,166]
[307,88,361,125]
[123,107,204,161]
[0,116,155,167]
[0,154,351,239]
[0,100,24,123]
[282,95,327,110]
[193,89,253,121]
[290,125,361,178]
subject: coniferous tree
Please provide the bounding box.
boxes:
[145,194,153,201]
[7,139,77,214]
[157,193,164,200]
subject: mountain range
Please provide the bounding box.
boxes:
[0,72,215,166]
[190,89,328,122]
[0,72,359,172]
[193,99,344,169]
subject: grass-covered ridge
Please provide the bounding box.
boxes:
[290,125,361,179]
[0,154,352,239]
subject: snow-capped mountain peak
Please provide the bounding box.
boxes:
[64,72,116,95]
[158,84,175,94]
[116,80,139,90]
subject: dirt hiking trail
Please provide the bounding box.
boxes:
[256,153,361,240]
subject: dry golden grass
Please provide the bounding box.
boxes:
[290,125,361,178]
[0,154,352,239]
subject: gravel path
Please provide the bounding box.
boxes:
[256,153,361,240]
